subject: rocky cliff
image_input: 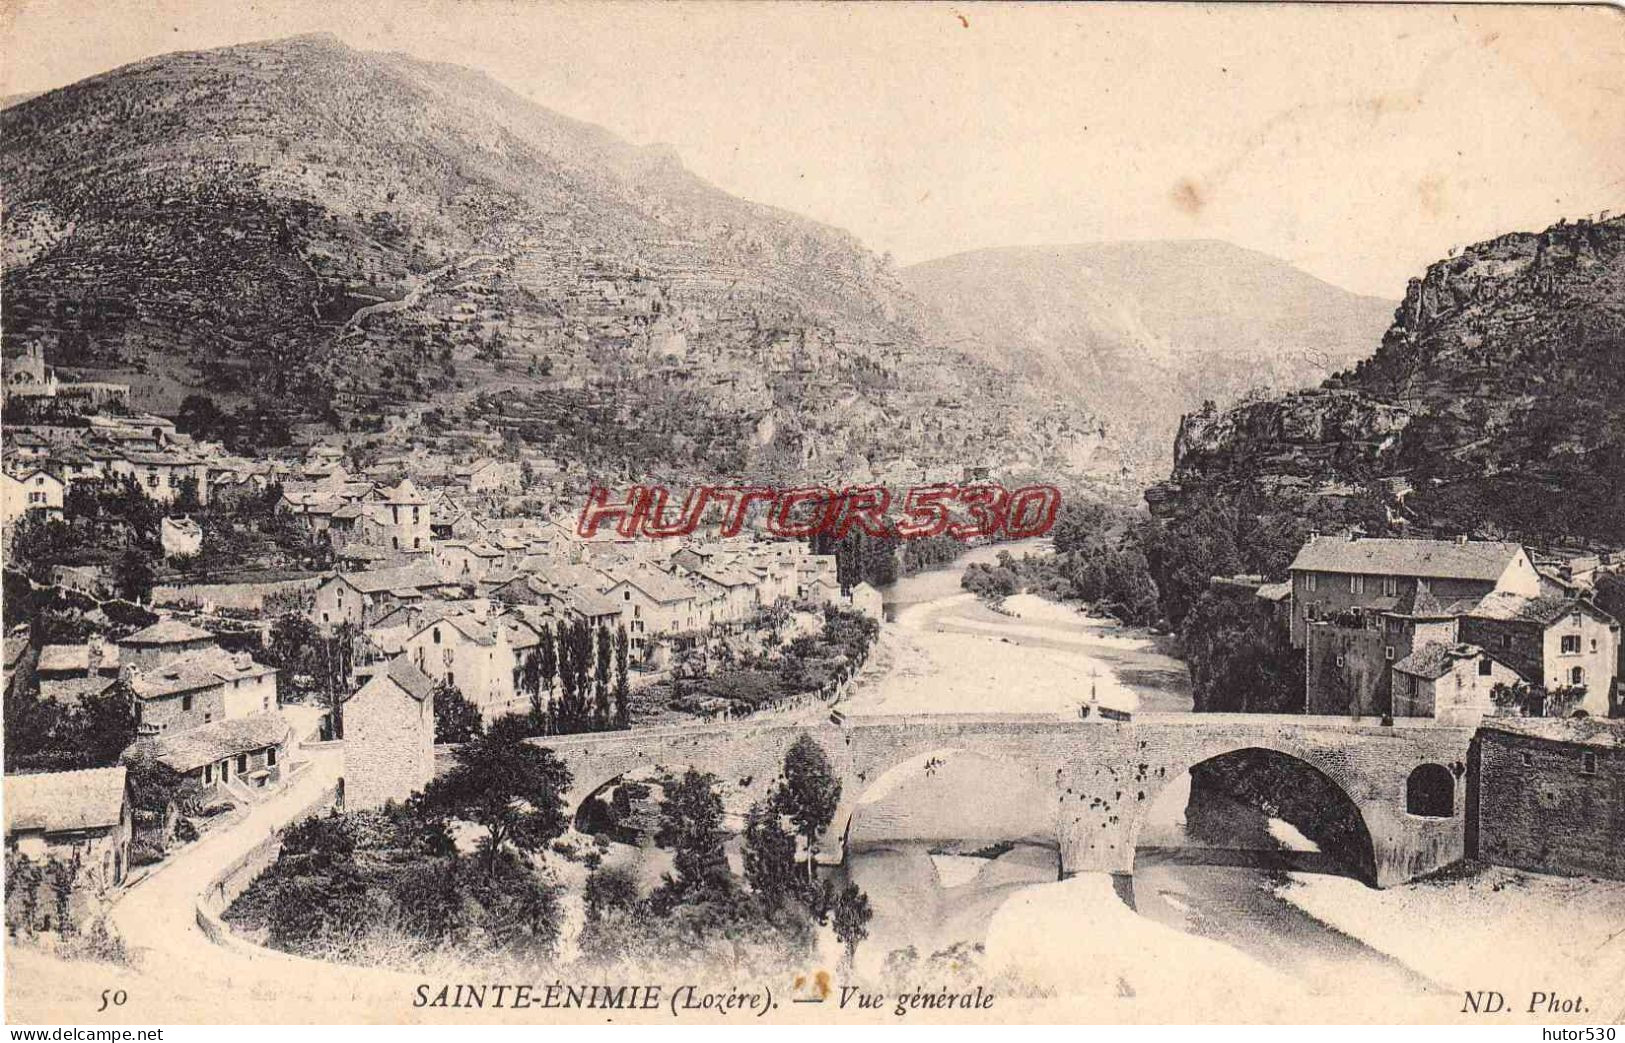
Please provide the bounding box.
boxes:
[1150,215,1625,545]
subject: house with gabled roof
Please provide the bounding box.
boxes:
[1288,535,1540,649]
[401,608,532,722]
[4,766,133,919]
[1458,593,1620,717]
[344,657,436,811]
[310,565,455,629]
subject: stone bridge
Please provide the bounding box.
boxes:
[516,713,1476,888]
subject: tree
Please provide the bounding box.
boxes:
[773,734,841,882]
[113,548,155,604]
[742,799,800,905]
[421,726,571,875]
[654,769,730,899]
[614,624,631,728]
[537,624,558,715]
[829,882,873,970]
[73,680,139,768]
[432,679,484,744]
[594,624,613,728]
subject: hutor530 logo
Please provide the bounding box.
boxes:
[576,484,1062,541]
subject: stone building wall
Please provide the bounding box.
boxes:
[344,681,435,811]
[1477,729,1625,880]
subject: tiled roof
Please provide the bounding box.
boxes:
[1289,538,1524,581]
[1480,716,1625,750]
[1255,581,1292,603]
[1392,641,1484,680]
[331,565,443,595]
[5,766,127,833]
[40,676,118,706]
[570,589,624,619]
[375,656,435,703]
[139,711,292,772]
[39,643,120,673]
[129,648,276,700]
[122,619,215,646]
[1467,592,1619,627]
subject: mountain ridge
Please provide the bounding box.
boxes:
[903,240,1397,469]
[1151,213,1625,546]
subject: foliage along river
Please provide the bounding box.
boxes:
[844,540,1435,998]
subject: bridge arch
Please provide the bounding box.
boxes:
[1125,743,1381,885]
[836,746,1058,857]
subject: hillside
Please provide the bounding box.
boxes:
[1149,215,1625,546]
[0,34,1109,484]
[903,242,1396,468]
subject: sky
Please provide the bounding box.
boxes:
[3,0,1622,299]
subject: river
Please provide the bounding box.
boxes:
[840,542,1437,1001]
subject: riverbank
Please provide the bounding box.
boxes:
[1276,864,1625,1016]
[839,589,1191,717]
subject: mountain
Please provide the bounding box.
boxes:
[902,241,1397,469]
[1149,215,1625,546]
[0,34,1108,483]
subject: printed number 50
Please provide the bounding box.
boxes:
[98,989,127,1012]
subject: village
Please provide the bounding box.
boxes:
[1,344,893,935]
[2,335,1623,1003]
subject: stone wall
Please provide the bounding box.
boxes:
[1476,729,1625,880]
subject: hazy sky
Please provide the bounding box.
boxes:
[4,1,1622,298]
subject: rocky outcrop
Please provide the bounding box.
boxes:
[1150,214,1625,542]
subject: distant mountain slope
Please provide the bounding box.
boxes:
[903,242,1397,468]
[1,34,1106,482]
[1150,215,1625,545]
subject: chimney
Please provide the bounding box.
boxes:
[1456,534,1469,546]
[1307,531,1319,543]
[87,634,107,674]
[133,721,161,758]
[1348,531,1360,542]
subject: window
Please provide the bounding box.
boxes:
[1385,646,1395,661]
[1521,751,1533,767]
[1571,666,1585,686]
[1335,654,1346,668]
[1581,752,1597,775]
[1478,658,1492,676]
[1406,764,1454,817]
[204,764,212,783]
[1350,575,1366,595]
[433,627,441,645]
[204,712,212,723]
[1561,635,1581,655]
[268,747,278,767]
[1383,576,1399,597]
[220,759,229,781]
[1305,574,1318,592]
[237,754,248,773]
[1500,634,1512,649]
[182,694,192,712]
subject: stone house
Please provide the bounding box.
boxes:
[126,647,278,734]
[1391,642,1522,725]
[1287,536,1540,649]
[361,478,432,555]
[1305,587,1461,717]
[309,565,451,629]
[402,610,531,722]
[601,568,703,656]
[108,449,208,505]
[1475,717,1625,880]
[1,468,64,527]
[130,711,292,798]
[160,516,204,559]
[119,619,219,671]
[343,657,435,811]
[4,766,134,925]
[1457,593,1620,717]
